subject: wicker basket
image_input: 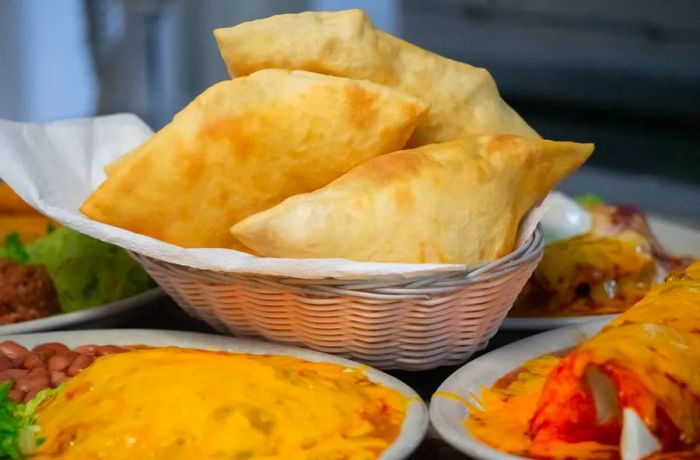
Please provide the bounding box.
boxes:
[131,227,543,370]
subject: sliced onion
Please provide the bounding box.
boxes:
[621,408,661,460]
[585,367,619,424]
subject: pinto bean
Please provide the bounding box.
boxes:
[0,355,13,372]
[50,371,69,387]
[23,388,41,404]
[0,341,29,364]
[0,368,29,384]
[8,389,25,403]
[15,372,51,394]
[26,368,50,379]
[47,353,75,372]
[22,353,44,370]
[96,345,127,356]
[32,343,70,361]
[66,354,94,377]
[73,344,98,355]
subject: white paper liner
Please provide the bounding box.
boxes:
[0,114,542,279]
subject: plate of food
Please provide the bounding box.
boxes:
[430,260,700,459]
[0,329,428,459]
[502,192,699,330]
[0,183,161,334]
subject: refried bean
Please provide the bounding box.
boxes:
[0,258,60,324]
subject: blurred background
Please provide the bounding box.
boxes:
[1,0,698,221]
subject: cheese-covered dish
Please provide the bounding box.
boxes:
[512,199,691,317]
[5,347,407,460]
[467,260,700,459]
[0,184,154,323]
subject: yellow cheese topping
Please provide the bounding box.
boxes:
[32,348,407,460]
[512,203,662,318]
[465,355,561,454]
[465,354,618,459]
[513,231,656,317]
[466,260,700,459]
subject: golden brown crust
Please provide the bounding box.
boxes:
[81,69,426,249]
[233,135,593,264]
[214,9,539,146]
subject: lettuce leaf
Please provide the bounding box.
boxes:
[1,228,154,313]
[0,381,24,459]
[22,227,155,312]
[0,234,28,264]
[0,381,64,459]
[575,193,605,207]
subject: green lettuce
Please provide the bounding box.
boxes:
[0,380,63,460]
[0,234,28,264]
[0,381,64,459]
[0,380,25,460]
[1,228,154,313]
[575,193,605,207]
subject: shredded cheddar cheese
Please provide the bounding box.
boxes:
[32,348,407,459]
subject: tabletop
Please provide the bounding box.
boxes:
[102,295,538,460]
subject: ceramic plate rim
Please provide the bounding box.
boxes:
[501,215,700,331]
[430,317,611,460]
[2,328,429,460]
[0,288,163,335]
[500,313,617,331]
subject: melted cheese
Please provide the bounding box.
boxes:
[468,260,700,459]
[514,232,656,316]
[32,348,407,460]
[512,204,660,318]
[465,355,618,459]
[466,355,562,454]
[532,262,700,450]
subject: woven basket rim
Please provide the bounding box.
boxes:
[129,229,544,369]
[130,226,543,286]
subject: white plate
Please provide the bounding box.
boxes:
[430,318,610,460]
[3,328,429,460]
[501,215,700,330]
[0,288,163,335]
